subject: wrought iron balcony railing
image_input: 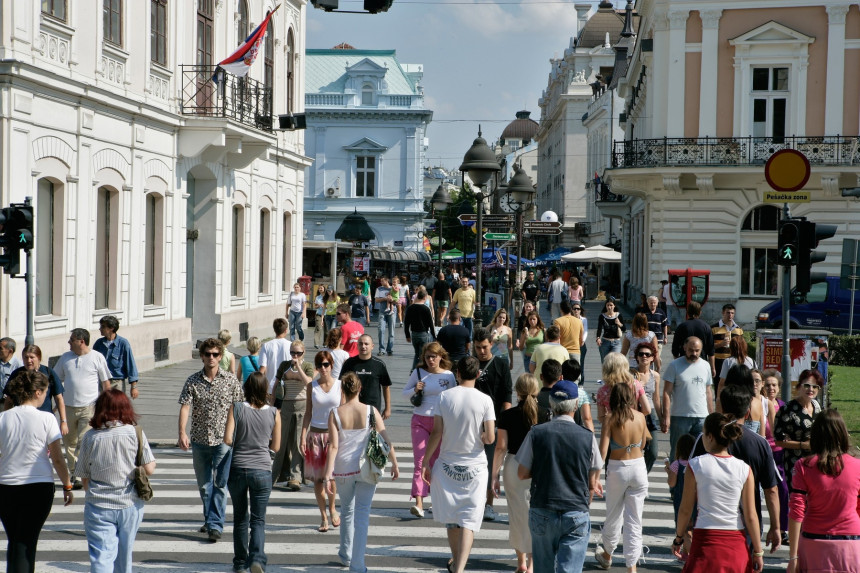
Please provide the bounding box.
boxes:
[594,182,624,202]
[612,136,860,168]
[180,65,273,132]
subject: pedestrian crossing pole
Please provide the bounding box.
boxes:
[781,204,792,401]
[24,196,34,346]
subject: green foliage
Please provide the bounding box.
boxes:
[827,365,860,441]
[829,335,860,367]
[424,183,477,255]
[744,331,756,361]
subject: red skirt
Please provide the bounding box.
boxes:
[684,529,752,573]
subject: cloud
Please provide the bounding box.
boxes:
[451,1,579,38]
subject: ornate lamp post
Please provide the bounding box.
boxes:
[460,127,501,329]
[430,183,452,273]
[335,209,376,281]
[502,164,536,332]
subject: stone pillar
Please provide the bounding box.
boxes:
[666,9,689,137]
[825,5,849,135]
[698,9,723,137]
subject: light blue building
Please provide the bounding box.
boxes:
[304,47,433,252]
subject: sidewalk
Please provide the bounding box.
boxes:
[136,303,674,447]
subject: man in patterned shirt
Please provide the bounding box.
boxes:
[178,337,243,542]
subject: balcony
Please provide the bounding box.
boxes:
[180,65,273,132]
[593,181,628,219]
[612,136,860,168]
[177,65,275,168]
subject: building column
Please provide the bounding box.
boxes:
[666,9,689,137]
[698,9,723,137]
[650,10,670,137]
[825,5,849,135]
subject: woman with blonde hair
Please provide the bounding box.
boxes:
[218,329,237,375]
[237,337,262,383]
[492,373,539,573]
[489,308,514,368]
[596,353,650,426]
[402,342,456,518]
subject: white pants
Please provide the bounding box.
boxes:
[601,457,648,567]
[503,453,531,554]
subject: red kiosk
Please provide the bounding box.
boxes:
[668,268,711,319]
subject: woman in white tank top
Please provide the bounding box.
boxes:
[324,372,399,572]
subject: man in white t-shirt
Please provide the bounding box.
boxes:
[53,328,111,488]
[661,336,714,460]
[286,283,308,342]
[547,271,568,321]
[259,318,292,400]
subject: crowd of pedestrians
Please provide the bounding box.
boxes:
[1,270,858,573]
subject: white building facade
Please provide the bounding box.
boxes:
[604,0,860,322]
[0,1,310,367]
[303,48,432,252]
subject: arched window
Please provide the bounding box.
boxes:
[232,205,245,297]
[95,186,119,310]
[740,205,782,296]
[286,29,295,113]
[264,21,274,99]
[36,178,63,316]
[259,209,270,294]
[282,212,291,291]
[361,83,373,106]
[236,0,249,44]
[144,193,164,306]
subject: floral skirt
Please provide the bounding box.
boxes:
[304,430,330,481]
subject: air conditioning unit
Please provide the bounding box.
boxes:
[574,222,591,236]
[325,186,340,198]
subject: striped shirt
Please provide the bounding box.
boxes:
[75,424,155,509]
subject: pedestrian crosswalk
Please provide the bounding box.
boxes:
[4,446,791,572]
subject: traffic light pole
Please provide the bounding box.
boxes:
[781,203,791,402]
[24,197,33,346]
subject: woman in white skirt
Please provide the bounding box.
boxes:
[595,382,650,572]
[491,373,539,573]
[422,357,496,573]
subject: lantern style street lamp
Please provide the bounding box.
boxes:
[430,183,452,273]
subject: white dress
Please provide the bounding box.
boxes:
[429,386,495,531]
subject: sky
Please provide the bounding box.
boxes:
[306,0,598,170]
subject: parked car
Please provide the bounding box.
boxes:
[756,276,860,334]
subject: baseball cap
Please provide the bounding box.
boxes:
[551,379,579,401]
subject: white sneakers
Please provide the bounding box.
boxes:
[483,505,497,521]
[410,505,425,518]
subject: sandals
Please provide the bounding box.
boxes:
[446,559,454,573]
[318,520,329,533]
[330,511,341,528]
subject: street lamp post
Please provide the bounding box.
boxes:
[431,183,452,273]
[460,127,501,330]
[502,164,536,336]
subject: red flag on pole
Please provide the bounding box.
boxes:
[212,5,280,84]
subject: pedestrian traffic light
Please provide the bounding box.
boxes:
[310,0,338,10]
[364,0,394,12]
[778,218,800,266]
[0,204,34,275]
[796,219,837,293]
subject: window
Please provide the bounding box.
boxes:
[237,0,249,44]
[740,206,783,297]
[42,0,66,21]
[232,205,244,297]
[282,213,290,291]
[259,209,270,294]
[356,156,376,197]
[361,83,373,106]
[104,0,122,46]
[150,0,167,66]
[95,187,119,310]
[197,0,213,67]
[751,67,788,141]
[286,29,295,113]
[144,194,164,306]
[36,179,58,316]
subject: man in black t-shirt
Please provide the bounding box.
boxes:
[473,327,513,521]
[690,385,781,552]
[433,271,452,326]
[340,334,392,419]
[436,309,471,365]
[348,283,369,326]
[521,270,540,311]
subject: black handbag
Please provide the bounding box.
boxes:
[133,425,153,501]
[410,368,424,407]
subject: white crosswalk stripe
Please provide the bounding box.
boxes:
[2,446,791,572]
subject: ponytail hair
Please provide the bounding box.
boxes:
[514,373,539,427]
[703,412,743,448]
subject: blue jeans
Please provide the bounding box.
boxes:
[337,475,377,573]
[462,317,473,339]
[191,442,232,533]
[325,314,338,331]
[411,331,432,371]
[378,311,396,354]
[579,344,588,385]
[529,507,590,573]
[669,416,704,460]
[84,501,144,573]
[228,467,272,571]
[289,310,304,340]
[598,338,622,362]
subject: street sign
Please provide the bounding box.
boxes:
[765,149,811,192]
[458,213,514,223]
[484,232,515,241]
[526,228,563,236]
[763,191,811,203]
[524,221,562,229]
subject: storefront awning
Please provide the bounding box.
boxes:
[360,248,432,263]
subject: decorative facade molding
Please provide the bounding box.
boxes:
[826,4,849,24]
[699,9,723,29]
[93,148,131,181]
[662,174,682,194]
[696,174,715,194]
[32,135,76,167]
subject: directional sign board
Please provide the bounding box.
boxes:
[458,213,514,223]
[484,232,515,241]
[527,227,563,235]
[524,221,562,229]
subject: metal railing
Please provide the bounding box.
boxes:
[612,135,860,168]
[594,182,624,202]
[180,65,273,132]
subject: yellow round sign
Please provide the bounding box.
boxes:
[764,149,811,192]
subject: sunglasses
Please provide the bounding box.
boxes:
[801,383,820,391]
[202,352,221,358]
[572,308,582,311]
[637,352,653,358]
[319,362,332,368]
[290,351,304,356]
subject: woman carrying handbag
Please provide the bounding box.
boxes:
[324,372,399,573]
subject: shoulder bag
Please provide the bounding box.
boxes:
[359,407,391,484]
[410,368,424,407]
[133,425,154,501]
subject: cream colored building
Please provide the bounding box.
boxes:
[0,1,311,367]
[603,0,860,322]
